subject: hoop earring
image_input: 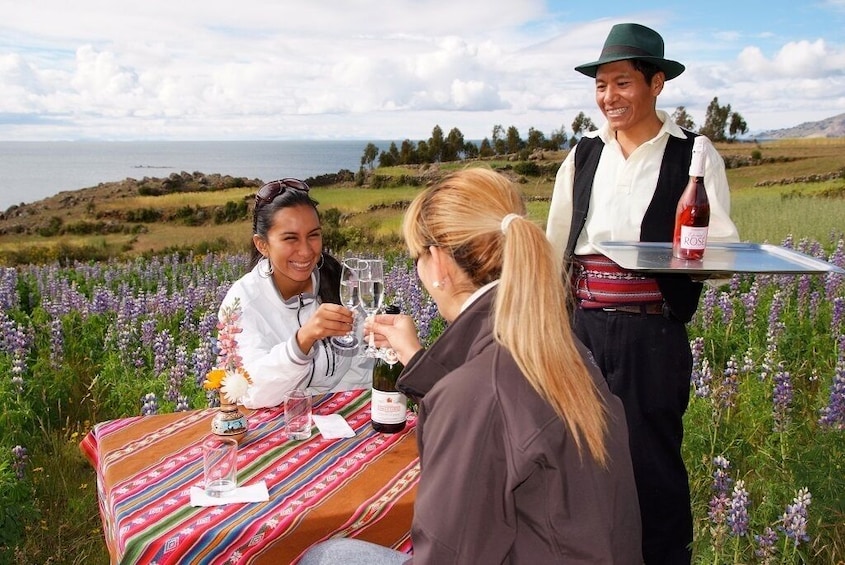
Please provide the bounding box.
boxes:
[259,256,273,278]
[316,253,325,270]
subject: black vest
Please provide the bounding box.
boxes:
[565,133,704,322]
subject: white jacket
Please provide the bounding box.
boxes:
[219,264,373,409]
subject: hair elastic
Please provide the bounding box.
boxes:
[500,213,521,233]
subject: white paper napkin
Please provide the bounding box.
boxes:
[189,480,269,507]
[312,414,356,439]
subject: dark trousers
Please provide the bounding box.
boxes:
[573,308,693,565]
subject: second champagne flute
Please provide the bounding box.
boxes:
[358,258,384,357]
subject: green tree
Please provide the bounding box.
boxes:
[491,124,506,155]
[479,138,495,158]
[505,125,523,154]
[428,125,445,162]
[361,143,379,170]
[572,112,596,138]
[526,127,546,152]
[699,98,748,142]
[546,126,568,150]
[417,140,431,163]
[378,142,400,167]
[672,106,696,130]
[729,112,748,141]
[443,127,465,162]
[463,141,480,159]
[699,97,733,142]
[399,139,418,164]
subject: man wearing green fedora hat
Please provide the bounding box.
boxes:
[547,22,739,564]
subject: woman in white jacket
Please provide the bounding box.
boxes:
[219,178,372,409]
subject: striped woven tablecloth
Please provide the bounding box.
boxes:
[80,389,419,564]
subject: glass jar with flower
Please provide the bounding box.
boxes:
[203,298,251,443]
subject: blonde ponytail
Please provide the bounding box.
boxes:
[403,167,609,465]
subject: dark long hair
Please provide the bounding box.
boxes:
[249,181,341,305]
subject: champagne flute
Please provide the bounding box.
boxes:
[358,258,385,357]
[330,257,361,351]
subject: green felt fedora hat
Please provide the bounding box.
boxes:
[575,23,685,80]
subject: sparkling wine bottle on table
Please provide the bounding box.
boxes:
[672,136,710,260]
[370,305,407,434]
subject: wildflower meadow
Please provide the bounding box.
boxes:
[0,233,843,563]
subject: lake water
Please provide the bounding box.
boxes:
[0,140,387,211]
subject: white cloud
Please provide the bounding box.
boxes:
[1,1,844,139]
[737,39,845,79]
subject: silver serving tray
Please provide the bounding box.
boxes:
[594,241,845,276]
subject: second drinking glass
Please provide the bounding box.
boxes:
[358,258,384,357]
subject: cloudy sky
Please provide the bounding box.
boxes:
[2,0,844,141]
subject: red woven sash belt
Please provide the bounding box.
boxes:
[573,254,664,309]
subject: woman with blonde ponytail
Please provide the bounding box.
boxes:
[300,168,641,565]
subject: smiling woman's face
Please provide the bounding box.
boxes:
[255,203,322,299]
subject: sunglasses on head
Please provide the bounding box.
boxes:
[255,178,310,208]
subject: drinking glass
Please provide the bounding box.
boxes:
[330,257,361,351]
[358,258,385,357]
[202,435,238,497]
[284,389,313,440]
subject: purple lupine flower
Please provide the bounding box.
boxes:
[727,479,750,537]
[717,291,734,326]
[689,337,709,398]
[153,329,175,377]
[715,356,740,411]
[708,492,729,527]
[6,320,33,392]
[141,393,159,416]
[825,238,844,301]
[741,349,755,375]
[192,341,216,388]
[728,273,742,294]
[49,316,64,369]
[809,290,822,322]
[0,267,19,311]
[741,281,759,328]
[832,297,844,337]
[175,395,191,412]
[754,526,778,563]
[767,290,786,344]
[700,286,718,327]
[385,258,443,346]
[818,336,845,429]
[166,345,188,402]
[780,487,812,545]
[712,455,733,495]
[796,274,812,312]
[140,318,157,349]
[12,445,28,480]
[772,361,793,432]
[692,357,712,399]
[708,456,733,529]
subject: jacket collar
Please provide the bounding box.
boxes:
[397,287,496,400]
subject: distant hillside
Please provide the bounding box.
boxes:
[758,113,845,139]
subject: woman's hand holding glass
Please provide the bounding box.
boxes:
[364,313,424,367]
[298,303,357,355]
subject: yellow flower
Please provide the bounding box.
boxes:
[203,368,226,391]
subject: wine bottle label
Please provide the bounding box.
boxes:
[371,388,407,424]
[679,225,708,250]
